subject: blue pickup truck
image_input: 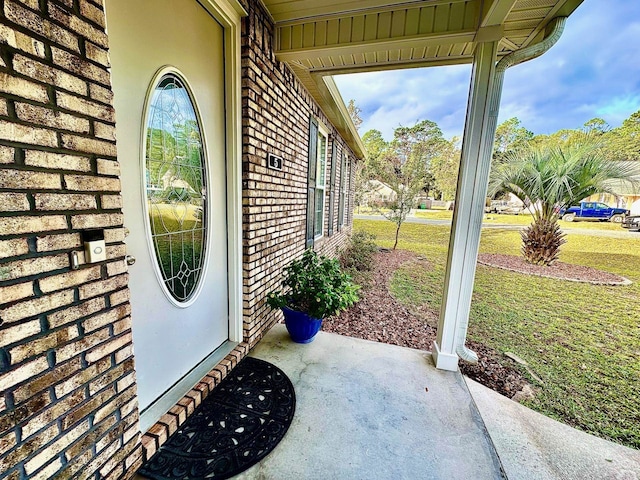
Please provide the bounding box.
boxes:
[559,202,629,223]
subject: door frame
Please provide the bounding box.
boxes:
[199,0,246,345]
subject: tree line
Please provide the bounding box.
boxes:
[354,108,640,207]
[349,100,640,259]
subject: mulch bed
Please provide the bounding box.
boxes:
[324,249,628,399]
[323,250,438,351]
[478,253,631,285]
[322,249,531,399]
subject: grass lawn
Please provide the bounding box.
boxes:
[414,209,629,231]
[354,218,640,450]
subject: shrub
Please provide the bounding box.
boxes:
[267,249,359,319]
[340,231,378,272]
[339,231,378,288]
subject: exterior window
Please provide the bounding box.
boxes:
[306,117,329,248]
[345,157,351,225]
[313,127,328,240]
[328,141,337,237]
[339,155,349,228]
[144,72,207,304]
[314,127,328,238]
[347,157,353,225]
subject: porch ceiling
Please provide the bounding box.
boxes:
[260,0,584,158]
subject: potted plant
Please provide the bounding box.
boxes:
[267,249,359,343]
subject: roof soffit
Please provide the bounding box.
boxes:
[259,0,583,157]
[264,0,584,72]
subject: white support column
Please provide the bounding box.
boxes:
[432,41,500,371]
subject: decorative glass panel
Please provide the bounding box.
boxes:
[145,73,207,303]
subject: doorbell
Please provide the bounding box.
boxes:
[82,230,107,263]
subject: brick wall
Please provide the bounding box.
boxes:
[240,0,357,347]
[0,0,141,478]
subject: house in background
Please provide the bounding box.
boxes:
[584,164,640,214]
[362,179,397,207]
[0,0,583,478]
[587,191,640,215]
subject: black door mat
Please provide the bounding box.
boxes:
[138,357,296,480]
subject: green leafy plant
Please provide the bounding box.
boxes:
[267,249,359,319]
[339,231,378,287]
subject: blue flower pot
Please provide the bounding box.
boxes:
[281,306,323,344]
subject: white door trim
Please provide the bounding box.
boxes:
[199,0,246,343]
[105,0,246,431]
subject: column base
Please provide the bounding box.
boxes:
[431,341,459,371]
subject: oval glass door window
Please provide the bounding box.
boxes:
[144,71,208,304]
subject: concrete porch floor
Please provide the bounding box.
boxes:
[240,324,640,480]
[237,324,505,480]
[138,324,640,479]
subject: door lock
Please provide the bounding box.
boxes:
[125,255,136,266]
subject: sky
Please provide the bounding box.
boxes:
[334,0,640,141]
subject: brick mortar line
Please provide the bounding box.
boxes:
[0,37,74,81]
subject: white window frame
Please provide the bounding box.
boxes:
[346,156,351,225]
[314,124,329,240]
[340,155,349,228]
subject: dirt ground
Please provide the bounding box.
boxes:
[477,253,629,285]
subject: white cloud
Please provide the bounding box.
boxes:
[335,65,471,140]
[333,0,640,139]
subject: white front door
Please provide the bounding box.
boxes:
[106,0,231,428]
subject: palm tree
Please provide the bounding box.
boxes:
[488,135,639,266]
